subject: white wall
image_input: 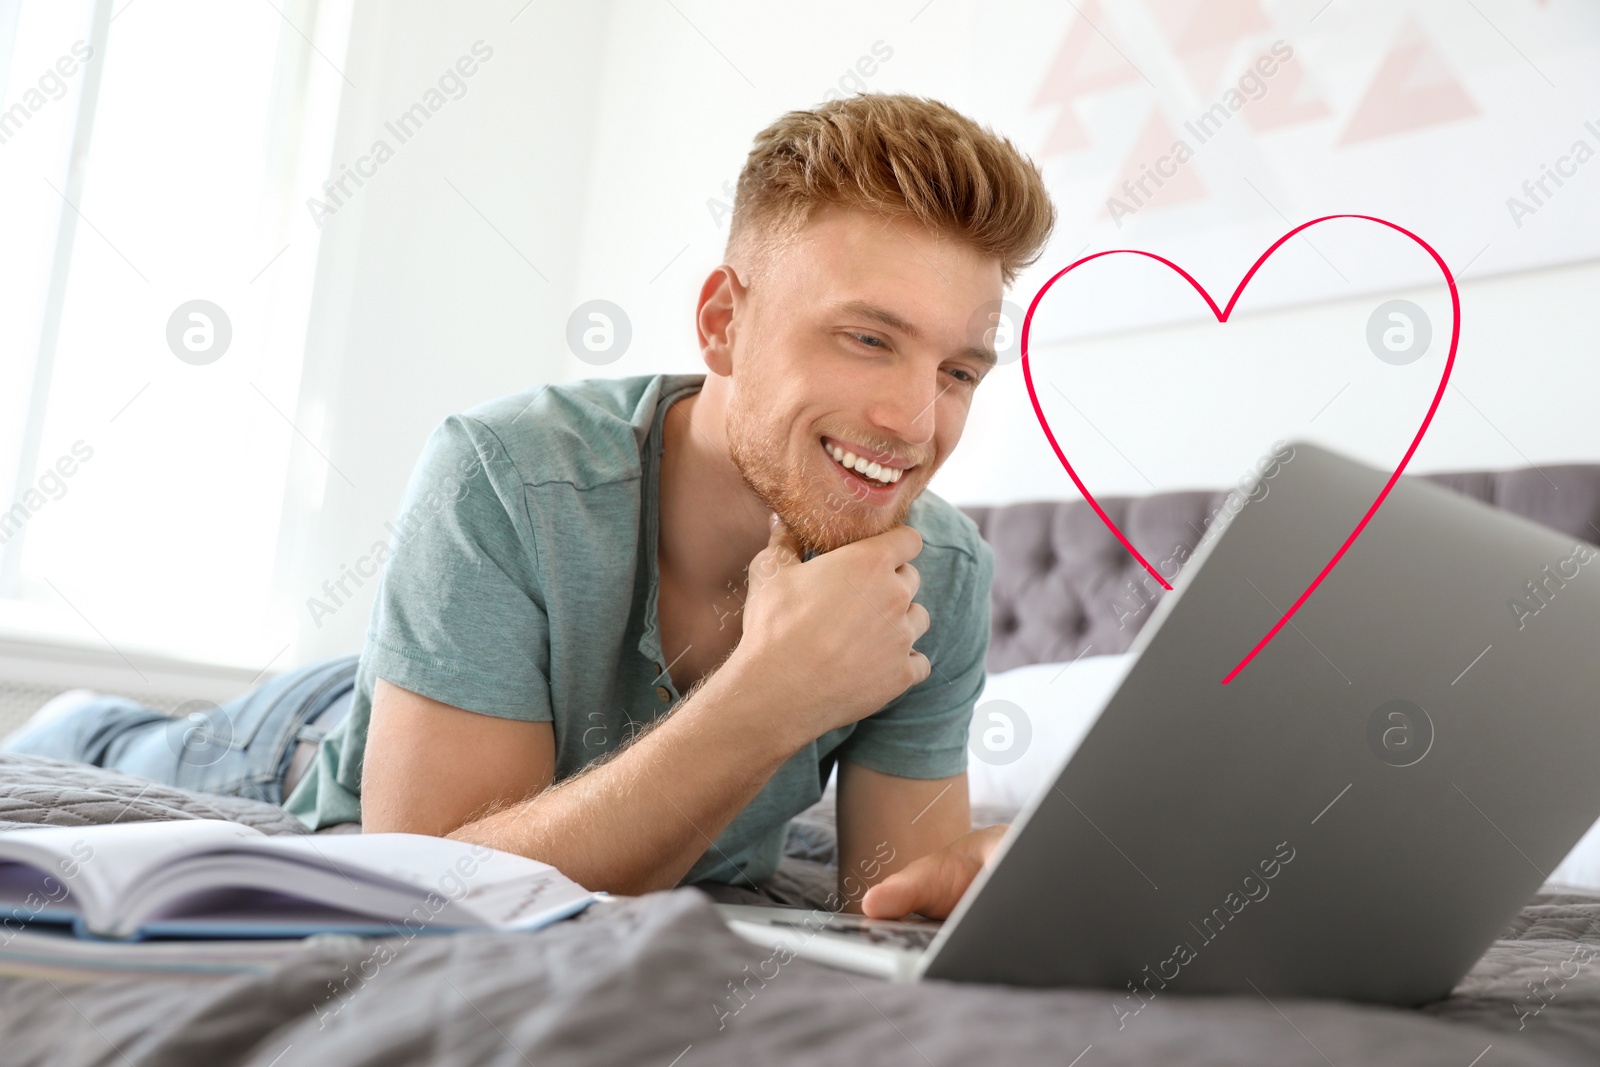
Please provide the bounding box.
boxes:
[565,0,978,382]
[278,0,611,663]
[555,0,1600,510]
[941,258,1600,505]
[281,0,1600,667]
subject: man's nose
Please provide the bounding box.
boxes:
[867,365,941,450]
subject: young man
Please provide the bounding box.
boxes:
[5,93,1055,921]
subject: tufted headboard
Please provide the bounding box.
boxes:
[958,461,1600,673]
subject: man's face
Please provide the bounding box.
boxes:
[724,205,1004,556]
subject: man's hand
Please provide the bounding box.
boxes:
[733,514,930,747]
[371,514,932,897]
[859,824,1009,920]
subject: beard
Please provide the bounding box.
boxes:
[724,386,923,558]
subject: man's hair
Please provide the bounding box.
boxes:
[726,93,1056,289]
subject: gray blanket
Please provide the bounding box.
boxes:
[0,755,310,836]
[3,755,1599,1066]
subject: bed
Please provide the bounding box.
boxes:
[4,459,1600,1066]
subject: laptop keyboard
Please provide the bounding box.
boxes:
[843,923,938,951]
[763,912,940,952]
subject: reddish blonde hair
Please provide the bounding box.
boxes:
[727,93,1056,288]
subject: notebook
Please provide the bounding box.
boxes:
[0,819,598,941]
[0,926,349,980]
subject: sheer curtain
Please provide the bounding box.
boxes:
[0,0,352,670]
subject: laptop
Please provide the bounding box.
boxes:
[718,440,1600,1004]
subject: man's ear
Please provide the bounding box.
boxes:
[696,264,745,376]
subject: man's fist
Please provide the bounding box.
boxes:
[733,514,931,740]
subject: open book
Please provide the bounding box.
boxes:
[0,819,599,941]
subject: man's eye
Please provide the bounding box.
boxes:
[851,333,887,349]
[948,367,978,384]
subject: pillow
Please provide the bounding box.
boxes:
[1551,817,1600,892]
[964,656,1600,892]
[965,653,1134,811]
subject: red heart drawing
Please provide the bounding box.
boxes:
[1019,215,1460,684]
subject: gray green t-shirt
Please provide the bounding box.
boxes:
[284,372,995,885]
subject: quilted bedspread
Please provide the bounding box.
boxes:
[0,754,310,836]
[2,755,1599,1066]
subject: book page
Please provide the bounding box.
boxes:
[228,832,595,929]
[6,824,596,939]
[0,820,262,933]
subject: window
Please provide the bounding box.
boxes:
[0,0,352,668]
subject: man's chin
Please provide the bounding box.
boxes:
[779,499,917,556]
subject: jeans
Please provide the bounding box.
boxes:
[1,653,359,806]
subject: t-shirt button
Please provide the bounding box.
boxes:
[655,686,671,702]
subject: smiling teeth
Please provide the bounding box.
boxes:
[826,441,902,484]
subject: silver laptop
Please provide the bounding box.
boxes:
[719,440,1600,1004]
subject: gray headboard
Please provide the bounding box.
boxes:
[959,462,1600,673]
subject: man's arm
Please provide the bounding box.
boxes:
[840,759,1009,921]
[838,530,1004,920]
[361,668,806,896]
[360,678,556,839]
[834,760,971,914]
[361,514,933,895]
